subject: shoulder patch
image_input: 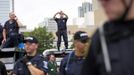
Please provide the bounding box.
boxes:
[43,61,48,69]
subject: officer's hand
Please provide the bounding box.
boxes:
[2,39,6,44]
[22,56,29,64]
[14,16,18,21]
[56,12,59,15]
[22,56,33,64]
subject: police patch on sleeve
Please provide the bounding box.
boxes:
[43,61,48,69]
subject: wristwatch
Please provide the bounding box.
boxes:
[26,62,32,66]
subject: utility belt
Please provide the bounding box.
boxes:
[58,29,67,31]
[7,31,18,38]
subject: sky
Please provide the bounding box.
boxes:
[15,0,92,30]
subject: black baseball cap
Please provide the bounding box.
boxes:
[24,36,38,44]
[73,31,89,43]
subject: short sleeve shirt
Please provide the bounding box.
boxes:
[13,54,48,75]
[4,20,19,36]
[55,18,68,30]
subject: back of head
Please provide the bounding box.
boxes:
[100,0,134,22]
[73,31,89,43]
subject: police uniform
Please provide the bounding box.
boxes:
[81,21,134,75]
[3,19,19,48]
[13,54,48,75]
[59,51,84,75]
[54,18,68,50]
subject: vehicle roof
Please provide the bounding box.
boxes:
[42,48,73,57]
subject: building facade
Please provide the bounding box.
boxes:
[43,18,57,32]
[78,6,84,17]
[93,0,107,26]
[0,0,13,25]
[77,2,94,26]
[78,2,93,18]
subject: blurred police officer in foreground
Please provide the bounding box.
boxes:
[53,11,68,51]
[12,36,47,75]
[81,0,134,75]
[59,31,89,75]
[2,12,22,48]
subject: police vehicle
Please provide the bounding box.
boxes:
[43,49,73,67]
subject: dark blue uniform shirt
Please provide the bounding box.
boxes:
[55,18,68,30]
[81,20,134,75]
[59,52,84,75]
[13,54,48,75]
[4,20,19,37]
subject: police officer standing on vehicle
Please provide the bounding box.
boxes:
[12,36,48,75]
[59,31,89,75]
[2,12,22,48]
[53,11,68,51]
[81,0,134,75]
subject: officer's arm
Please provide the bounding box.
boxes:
[27,64,45,75]
[64,13,68,19]
[15,16,23,27]
[59,58,66,75]
[2,27,7,44]
[12,61,19,75]
[16,19,23,27]
[2,23,7,41]
[53,12,59,19]
[2,29,6,40]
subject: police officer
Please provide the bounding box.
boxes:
[2,12,22,48]
[59,31,89,75]
[12,36,48,75]
[81,0,134,75]
[53,11,68,51]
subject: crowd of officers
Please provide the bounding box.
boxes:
[0,11,89,75]
[1,0,134,74]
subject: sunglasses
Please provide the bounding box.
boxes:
[98,0,114,3]
[99,0,111,1]
[81,39,89,43]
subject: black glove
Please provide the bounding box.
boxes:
[22,55,34,64]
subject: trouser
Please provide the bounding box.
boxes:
[2,33,19,48]
[56,30,68,51]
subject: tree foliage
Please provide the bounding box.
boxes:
[24,27,55,52]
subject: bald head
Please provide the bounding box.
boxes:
[9,12,16,20]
